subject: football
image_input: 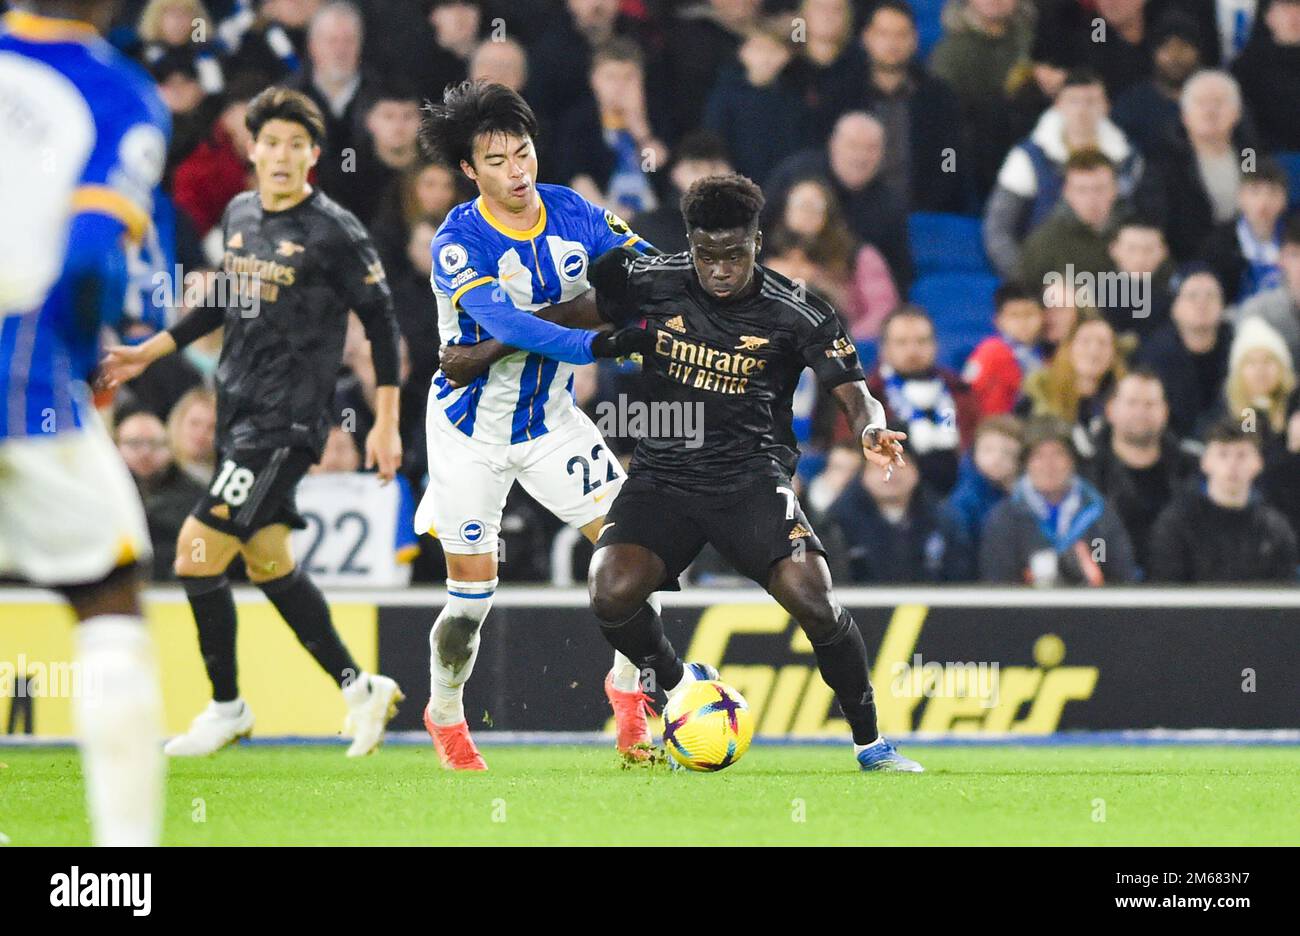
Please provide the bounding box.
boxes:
[662,680,755,772]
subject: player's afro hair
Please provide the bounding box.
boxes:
[681,174,766,233]
[419,80,540,170]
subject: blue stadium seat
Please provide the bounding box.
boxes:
[907,272,1000,370]
[909,212,992,277]
[1274,151,1300,207]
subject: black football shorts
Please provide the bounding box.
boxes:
[594,475,826,589]
[192,446,314,540]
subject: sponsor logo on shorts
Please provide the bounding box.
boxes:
[788,523,810,540]
[460,519,485,544]
[209,503,231,520]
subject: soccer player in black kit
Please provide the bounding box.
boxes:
[442,175,922,771]
[100,87,405,757]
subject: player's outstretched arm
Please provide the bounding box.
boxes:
[438,288,608,385]
[100,295,225,388]
[832,380,907,475]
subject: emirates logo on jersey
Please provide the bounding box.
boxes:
[736,335,770,351]
[664,315,687,333]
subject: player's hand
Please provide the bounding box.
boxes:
[590,325,651,359]
[97,344,152,390]
[439,341,502,388]
[365,421,402,483]
[862,427,908,478]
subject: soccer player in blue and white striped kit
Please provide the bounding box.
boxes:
[0,0,171,844]
[416,80,659,769]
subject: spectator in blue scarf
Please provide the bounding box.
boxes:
[980,416,1138,585]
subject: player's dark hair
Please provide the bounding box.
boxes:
[419,79,540,170]
[1203,417,1262,449]
[245,86,326,144]
[994,281,1042,311]
[681,174,765,233]
[879,303,934,341]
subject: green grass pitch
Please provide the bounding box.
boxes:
[2,745,1297,846]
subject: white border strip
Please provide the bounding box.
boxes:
[3,585,1300,608]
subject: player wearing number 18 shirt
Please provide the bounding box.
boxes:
[587,175,925,772]
[100,87,404,758]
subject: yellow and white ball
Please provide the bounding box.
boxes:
[662,680,754,772]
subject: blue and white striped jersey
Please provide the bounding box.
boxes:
[0,10,169,440]
[429,183,651,445]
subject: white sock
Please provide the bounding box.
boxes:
[74,616,164,847]
[341,672,372,706]
[211,698,245,717]
[665,664,699,702]
[428,578,496,726]
[853,737,884,755]
[611,652,641,692]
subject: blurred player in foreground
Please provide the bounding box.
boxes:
[414,80,659,769]
[0,0,170,843]
[100,87,404,758]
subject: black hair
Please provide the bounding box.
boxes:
[681,174,765,233]
[869,0,917,26]
[1061,67,1105,91]
[1109,214,1166,241]
[994,281,1043,311]
[880,303,934,341]
[419,79,540,169]
[245,86,326,144]
[1204,417,1262,449]
[371,75,422,106]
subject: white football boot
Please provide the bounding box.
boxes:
[343,674,404,757]
[164,700,254,756]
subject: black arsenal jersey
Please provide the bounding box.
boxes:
[172,189,400,456]
[601,252,865,495]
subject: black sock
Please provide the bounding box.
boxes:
[258,567,360,688]
[598,602,684,694]
[180,574,239,702]
[810,609,879,745]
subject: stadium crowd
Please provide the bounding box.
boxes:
[36,0,1300,585]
